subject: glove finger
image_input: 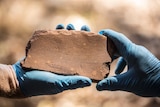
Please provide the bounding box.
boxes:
[30,71,92,89]
[56,24,65,29]
[96,72,129,91]
[99,29,133,59]
[115,57,126,75]
[66,24,75,30]
[81,25,91,32]
[58,75,92,90]
[23,71,92,96]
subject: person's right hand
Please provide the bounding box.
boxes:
[96,29,160,97]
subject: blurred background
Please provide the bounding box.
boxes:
[0,0,160,107]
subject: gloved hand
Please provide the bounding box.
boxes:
[13,24,92,97]
[96,29,160,97]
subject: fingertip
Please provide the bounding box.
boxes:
[81,25,90,32]
[99,29,132,44]
[66,24,75,30]
[98,29,116,36]
[76,76,92,87]
[56,24,65,29]
[98,30,105,35]
[99,29,133,59]
[96,77,118,91]
[96,81,105,91]
[64,75,92,88]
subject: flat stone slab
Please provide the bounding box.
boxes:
[21,30,116,82]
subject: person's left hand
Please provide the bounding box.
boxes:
[13,24,92,97]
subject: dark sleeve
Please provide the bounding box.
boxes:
[0,64,25,98]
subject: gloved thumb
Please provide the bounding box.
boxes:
[96,74,127,91]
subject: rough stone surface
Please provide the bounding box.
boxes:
[21,30,116,82]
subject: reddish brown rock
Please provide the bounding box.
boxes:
[21,30,116,82]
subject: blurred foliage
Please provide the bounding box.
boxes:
[0,0,160,107]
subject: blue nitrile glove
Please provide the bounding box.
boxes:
[12,24,92,97]
[96,29,160,97]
